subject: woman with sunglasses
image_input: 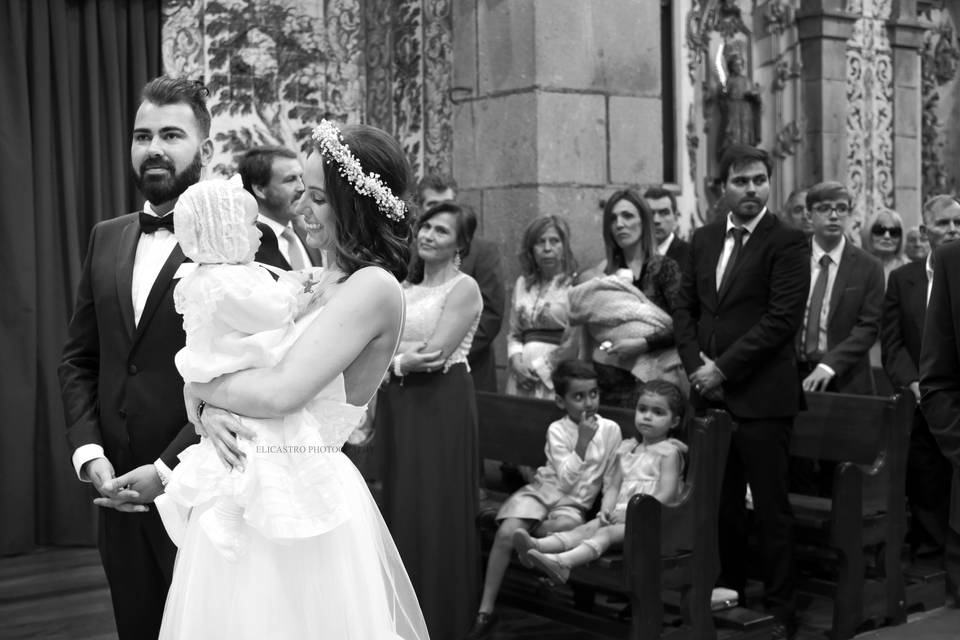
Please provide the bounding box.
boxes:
[863,207,907,285]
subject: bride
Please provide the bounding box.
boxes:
[157,121,429,639]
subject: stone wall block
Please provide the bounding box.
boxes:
[536,92,607,184]
[608,96,662,185]
[452,0,479,92]
[533,0,659,95]
[477,0,536,94]
[453,101,480,188]
[473,92,539,186]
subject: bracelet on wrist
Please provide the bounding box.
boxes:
[393,354,405,377]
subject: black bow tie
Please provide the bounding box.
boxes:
[139,211,175,234]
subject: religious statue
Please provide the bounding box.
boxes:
[717,51,762,158]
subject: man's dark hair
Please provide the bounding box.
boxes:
[141,76,211,138]
[717,144,772,183]
[552,359,598,397]
[642,186,678,216]
[415,174,458,204]
[237,146,298,198]
[805,181,852,209]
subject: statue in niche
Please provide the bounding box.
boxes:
[717,50,762,158]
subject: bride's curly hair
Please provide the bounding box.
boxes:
[315,124,414,281]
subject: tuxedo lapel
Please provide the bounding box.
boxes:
[827,243,854,322]
[255,222,292,270]
[115,219,140,340]
[133,244,186,346]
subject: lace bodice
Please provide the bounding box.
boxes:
[402,273,481,371]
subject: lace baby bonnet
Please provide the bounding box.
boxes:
[174,177,257,264]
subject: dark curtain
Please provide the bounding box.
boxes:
[0,0,161,555]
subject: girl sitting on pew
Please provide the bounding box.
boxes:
[466,360,622,639]
[515,379,687,584]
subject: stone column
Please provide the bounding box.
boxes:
[796,0,857,187]
[452,0,663,274]
[888,2,925,227]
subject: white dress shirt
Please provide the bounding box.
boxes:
[802,236,846,376]
[715,208,767,289]
[926,254,934,306]
[72,202,178,483]
[258,214,311,268]
[656,233,675,257]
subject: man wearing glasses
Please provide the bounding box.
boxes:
[796,181,884,395]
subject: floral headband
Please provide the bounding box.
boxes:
[311,120,407,222]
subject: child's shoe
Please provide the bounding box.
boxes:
[526,550,570,585]
[512,529,538,568]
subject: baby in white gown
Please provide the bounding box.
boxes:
[163,179,358,561]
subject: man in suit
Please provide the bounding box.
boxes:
[886,195,960,564]
[674,144,809,638]
[417,175,505,392]
[58,77,211,638]
[644,185,690,267]
[797,181,883,395]
[238,146,322,270]
[919,235,960,607]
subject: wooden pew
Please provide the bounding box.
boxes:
[476,391,772,639]
[788,391,915,639]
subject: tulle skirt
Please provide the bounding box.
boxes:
[159,451,429,640]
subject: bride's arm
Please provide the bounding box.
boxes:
[192,268,399,418]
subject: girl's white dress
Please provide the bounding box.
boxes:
[158,268,429,639]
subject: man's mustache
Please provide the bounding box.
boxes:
[139,159,174,173]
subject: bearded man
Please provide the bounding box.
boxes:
[58,76,212,639]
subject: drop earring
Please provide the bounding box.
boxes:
[454,250,462,270]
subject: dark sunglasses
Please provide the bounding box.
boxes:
[871,224,902,238]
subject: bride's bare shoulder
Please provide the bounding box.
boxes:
[336,267,403,308]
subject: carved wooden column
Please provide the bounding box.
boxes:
[796,0,857,188]
[889,1,926,227]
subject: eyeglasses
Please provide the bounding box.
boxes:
[810,203,851,216]
[871,224,902,238]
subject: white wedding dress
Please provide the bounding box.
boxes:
[158,304,428,639]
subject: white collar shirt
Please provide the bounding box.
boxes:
[656,233,675,257]
[132,201,178,326]
[716,208,767,289]
[257,213,311,268]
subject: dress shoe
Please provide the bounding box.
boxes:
[465,611,498,639]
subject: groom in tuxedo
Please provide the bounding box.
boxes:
[58,76,212,638]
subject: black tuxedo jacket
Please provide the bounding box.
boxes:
[665,235,691,270]
[255,222,322,270]
[919,242,960,530]
[674,213,810,418]
[460,237,505,392]
[810,242,884,395]
[59,214,198,472]
[882,259,927,389]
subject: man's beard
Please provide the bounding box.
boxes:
[133,152,203,206]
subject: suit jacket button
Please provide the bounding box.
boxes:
[128,364,138,375]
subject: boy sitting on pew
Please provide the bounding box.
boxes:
[516,379,687,584]
[466,360,622,638]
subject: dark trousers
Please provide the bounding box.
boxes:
[718,415,796,623]
[906,409,953,554]
[98,507,176,639]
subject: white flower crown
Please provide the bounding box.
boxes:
[311,120,407,222]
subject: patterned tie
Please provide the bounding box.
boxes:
[280,227,306,270]
[718,227,745,292]
[803,254,832,359]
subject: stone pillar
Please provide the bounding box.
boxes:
[888,2,925,228]
[796,0,857,188]
[452,0,663,274]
